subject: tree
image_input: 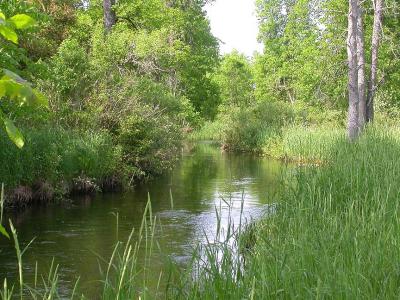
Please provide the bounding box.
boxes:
[213,51,254,109]
[347,0,360,140]
[366,0,384,122]
[357,0,366,127]
[346,0,385,139]
[103,0,116,32]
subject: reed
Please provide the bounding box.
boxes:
[172,125,400,299]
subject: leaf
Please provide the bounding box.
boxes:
[0,79,23,101]
[8,14,35,29]
[0,80,6,98]
[3,117,24,148]
[2,69,28,84]
[0,224,9,239]
[16,85,33,106]
[0,25,18,43]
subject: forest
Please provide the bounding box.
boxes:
[0,0,400,298]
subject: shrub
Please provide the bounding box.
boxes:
[0,127,121,190]
[118,104,182,178]
[217,101,293,152]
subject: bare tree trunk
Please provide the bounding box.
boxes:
[103,0,116,33]
[357,1,366,128]
[366,0,383,122]
[347,0,360,140]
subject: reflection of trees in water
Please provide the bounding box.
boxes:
[0,142,287,298]
[176,143,220,209]
[212,150,286,204]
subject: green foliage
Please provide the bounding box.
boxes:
[0,10,48,148]
[50,38,90,99]
[213,51,254,108]
[118,104,182,177]
[0,11,35,43]
[0,68,48,148]
[254,0,400,110]
[0,128,121,189]
[0,0,218,189]
[217,101,293,152]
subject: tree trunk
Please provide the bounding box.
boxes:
[347,0,360,140]
[357,1,366,128]
[366,0,383,122]
[103,0,116,33]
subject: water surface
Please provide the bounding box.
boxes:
[0,142,285,297]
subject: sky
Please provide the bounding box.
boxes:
[205,0,264,57]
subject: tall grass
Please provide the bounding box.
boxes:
[263,125,345,163]
[188,121,224,142]
[0,127,121,192]
[173,125,400,299]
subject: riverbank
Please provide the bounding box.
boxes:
[176,125,400,298]
[0,124,182,211]
[2,126,400,298]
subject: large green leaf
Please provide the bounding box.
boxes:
[0,70,48,108]
[8,14,35,29]
[0,80,6,98]
[2,69,28,84]
[0,24,17,43]
[3,117,24,148]
[0,224,9,239]
[0,79,23,101]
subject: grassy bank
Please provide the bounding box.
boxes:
[174,125,400,298]
[262,126,345,163]
[1,121,182,210]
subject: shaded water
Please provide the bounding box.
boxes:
[0,142,286,297]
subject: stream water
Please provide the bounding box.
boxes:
[0,142,286,298]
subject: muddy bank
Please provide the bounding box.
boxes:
[4,175,123,211]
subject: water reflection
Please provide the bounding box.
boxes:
[0,141,286,297]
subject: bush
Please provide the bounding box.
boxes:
[217,101,293,152]
[0,127,121,190]
[118,104,182,178]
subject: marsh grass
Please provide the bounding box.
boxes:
[171,125,400,299]
[263,125,345,163]
[188,121,224,142]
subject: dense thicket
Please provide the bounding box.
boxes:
[202,0,400,151]
[0,0,219,202]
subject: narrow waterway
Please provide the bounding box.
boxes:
[0,142,287,298]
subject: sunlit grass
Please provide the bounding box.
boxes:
[263,125,345,163]
[172,125,400,299]
[188,121,224,142]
